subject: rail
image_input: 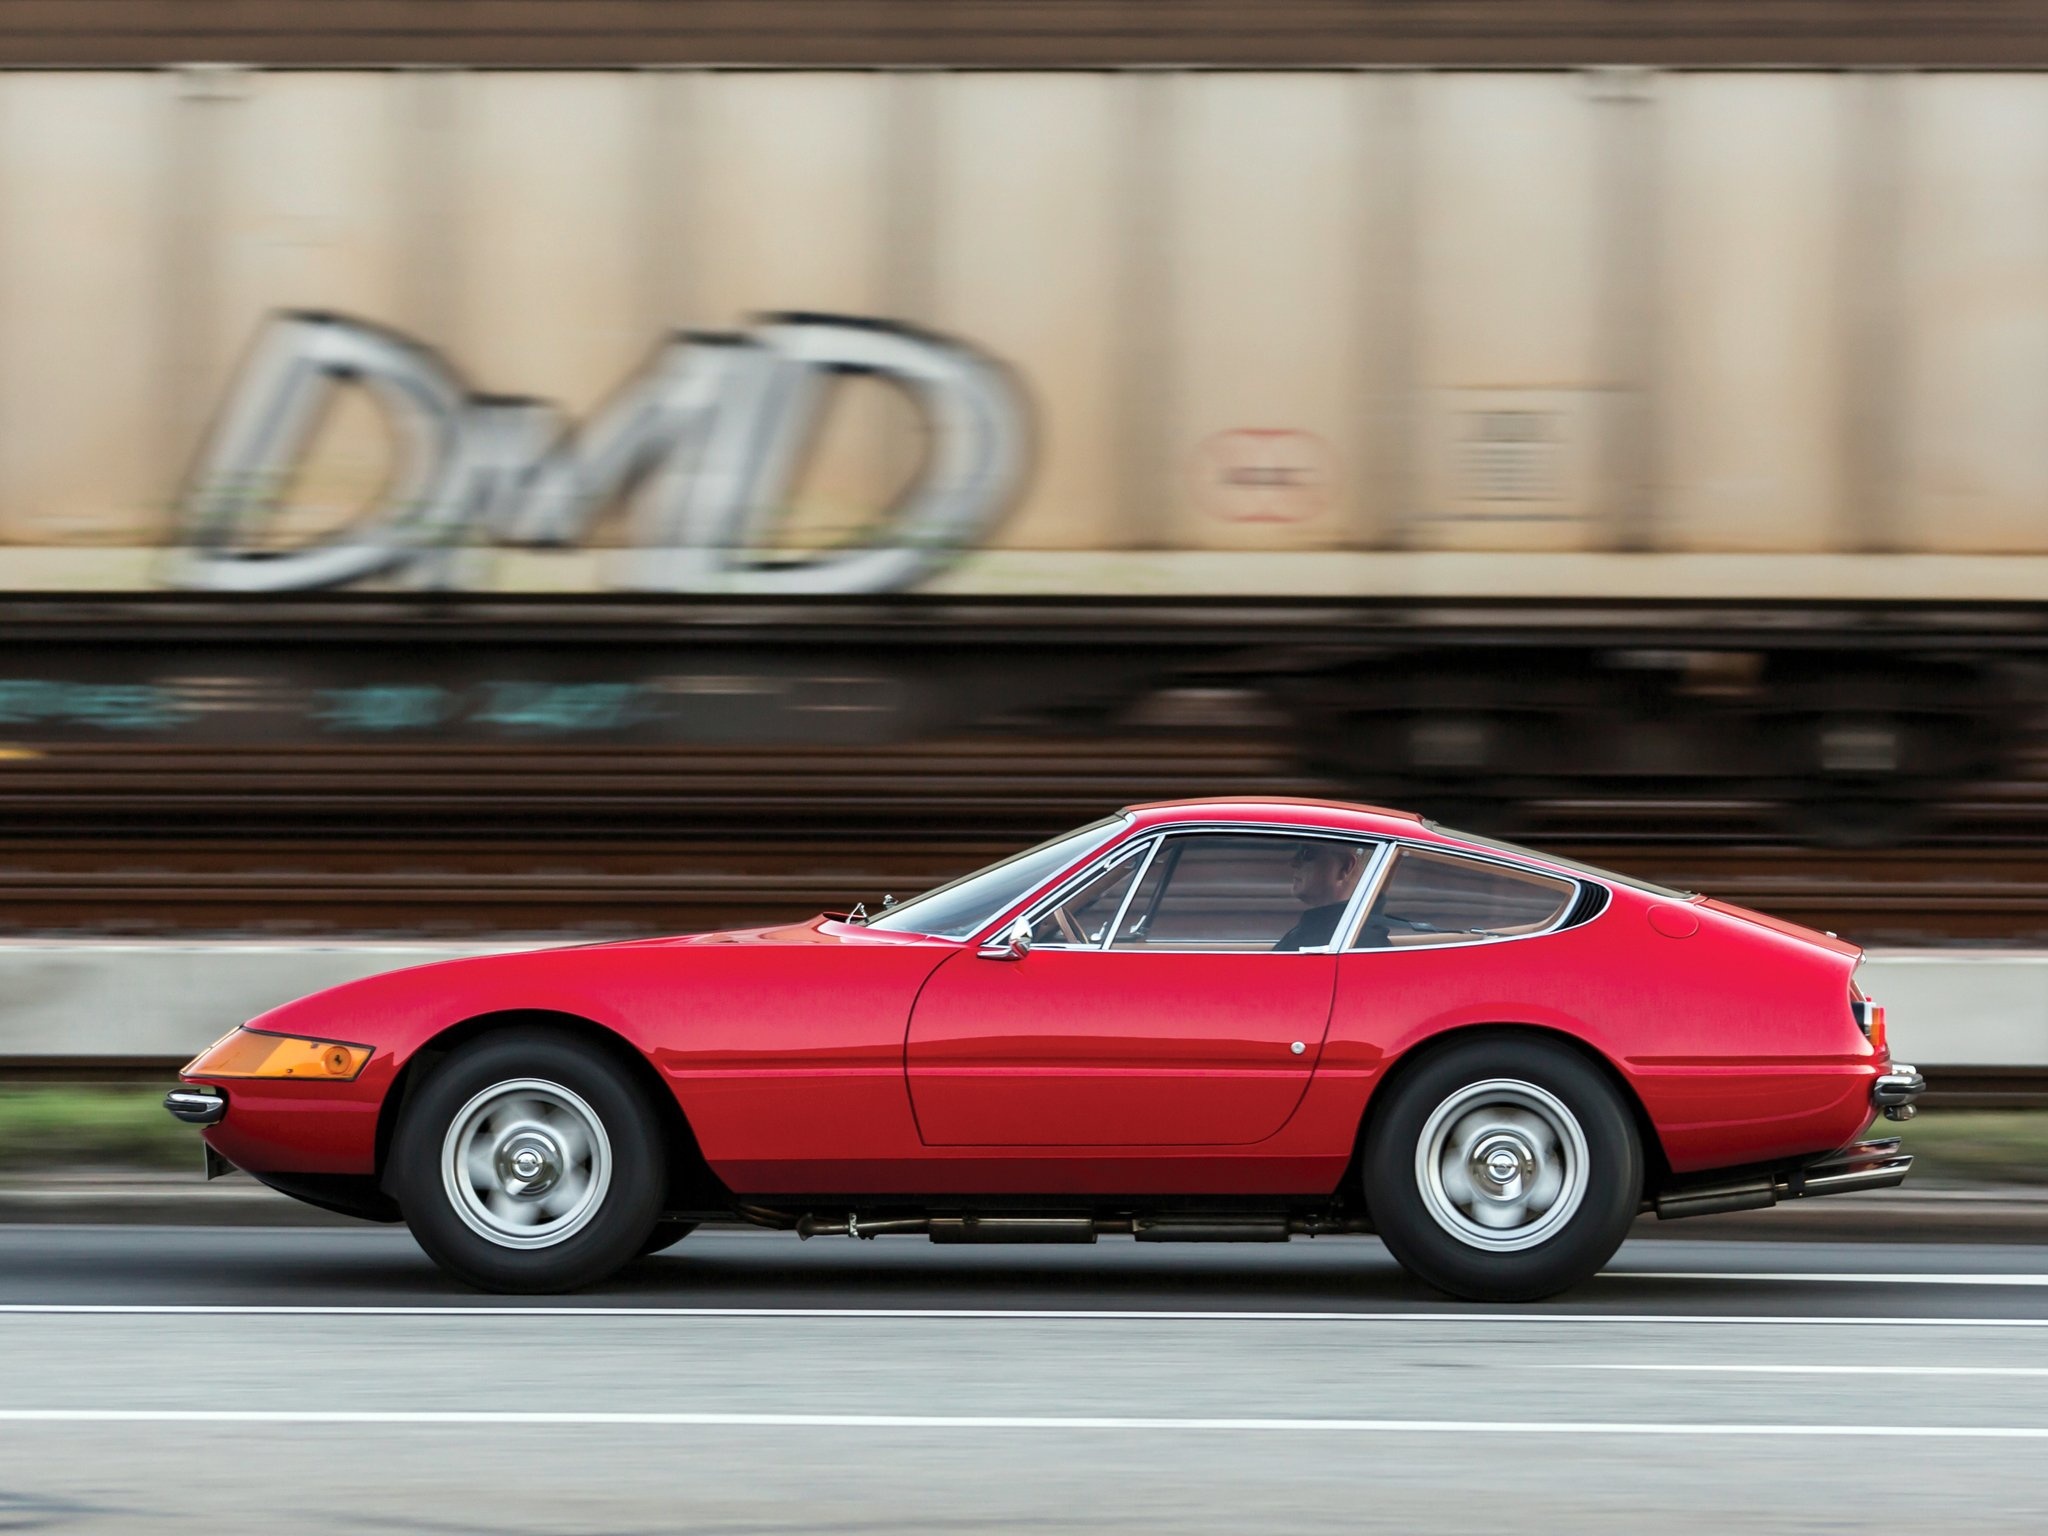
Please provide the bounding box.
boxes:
[3,3,2046,68]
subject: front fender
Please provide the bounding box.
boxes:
[183,941,687,1176]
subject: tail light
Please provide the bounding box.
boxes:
[1851,988,1888,1054]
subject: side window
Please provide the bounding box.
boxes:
[1111,834,1374,951]
[1353,848,1576,950]
[1027,843,1150,949]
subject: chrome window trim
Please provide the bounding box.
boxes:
[1012,833,1161,952]
[1105,827,1383,955]
[1100,835,1164,949]
[970,815,1600,954]
[1343,841,1587,955]
[1333,840,1399,951]
[1091,819,1594,955]
[1001,824,1384,956]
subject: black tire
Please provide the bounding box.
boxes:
[391,1027,667,1293]
[1364,1034,1642,1302]
[638,1219,699,1257]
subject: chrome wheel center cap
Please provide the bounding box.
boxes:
[444,1078,614,1253]
[497,1133,561,1197]
[1471,1135,1536,1198]
[1416,1078,1592,1255]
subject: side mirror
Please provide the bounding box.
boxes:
[978,916,1033,961]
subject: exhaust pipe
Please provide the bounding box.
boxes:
[784,1213,1101,1242]
[929,1216,1097,1244]
[1135,1216,1291,1242]
[752,1209,1370,1243]
[1652,1177,1777,1221]
[1654,1138,1912,1222]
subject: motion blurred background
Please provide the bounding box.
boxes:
[3,1,2048,1187]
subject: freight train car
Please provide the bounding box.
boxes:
[6,66,2048,841]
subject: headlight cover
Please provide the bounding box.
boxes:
[184,1027,372,1082]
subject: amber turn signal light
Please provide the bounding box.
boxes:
[184,1028,372,1082]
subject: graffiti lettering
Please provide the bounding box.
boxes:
[314,684,452,733]
[0,680,187,731]
[473,682,645,734]
[168,312,1028,595]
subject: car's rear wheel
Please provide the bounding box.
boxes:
[1364,1034,1642,1302]
[392,1027,666,1293]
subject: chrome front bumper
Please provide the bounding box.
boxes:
[164,1089,236,1179]
[1654,1136,1914,1222]
[163,1088,226,1126]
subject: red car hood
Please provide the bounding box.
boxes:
[560,916,931,951]
[232,915,932,1046]
[1698,897,1862,960]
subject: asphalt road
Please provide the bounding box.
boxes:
[3,1226,2048,1533]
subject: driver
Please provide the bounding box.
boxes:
[1273,842,1367,951]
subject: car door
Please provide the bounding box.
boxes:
[904,830,1377,1146]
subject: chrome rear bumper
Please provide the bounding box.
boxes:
[1873,1063,1926,1121]
[1654,1136,1913,1222]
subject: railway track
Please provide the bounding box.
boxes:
[9,732,2048,839]
[6,842,2048,945]
[10,735,2048,945]
[4,730,2047,1103]
[0,738,1322,840]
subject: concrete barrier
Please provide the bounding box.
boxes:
[0,941,514,1064]
[1857,952,2048,1069]
[0,940,2039,1070]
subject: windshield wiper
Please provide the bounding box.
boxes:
[845,895,897,926]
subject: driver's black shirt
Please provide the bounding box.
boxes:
[1273,902,1349,952]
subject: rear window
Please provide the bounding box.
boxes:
[1424,824,1694,901]
[1353,847,1577,949]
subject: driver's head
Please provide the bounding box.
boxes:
[1290,843,1365,907]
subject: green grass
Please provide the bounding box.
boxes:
[1882,1109,2048,1188]
[0,1085,197,1172]
[2,1084,2047,1186]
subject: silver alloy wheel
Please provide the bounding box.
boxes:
[441,1078,613,1251]
[1414,1078,1590,1253]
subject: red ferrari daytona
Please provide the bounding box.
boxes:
[165,798,1925,1300]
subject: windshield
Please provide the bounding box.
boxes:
[1426,823,1695,900]
[866,817,1126,939]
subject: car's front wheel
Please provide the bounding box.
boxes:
[1364,1034,1642,1302]
[392,1027,666,1293]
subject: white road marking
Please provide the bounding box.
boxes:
[1,1304,2047,1326]
[0,1408,2045,1438]
[1561,1363,2048,1378]
[1612,1272,2048,1287]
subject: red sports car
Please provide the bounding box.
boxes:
[165,798,1924,1300]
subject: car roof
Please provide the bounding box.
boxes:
[1117,798,1705,905]
[1121,797,1429,841]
